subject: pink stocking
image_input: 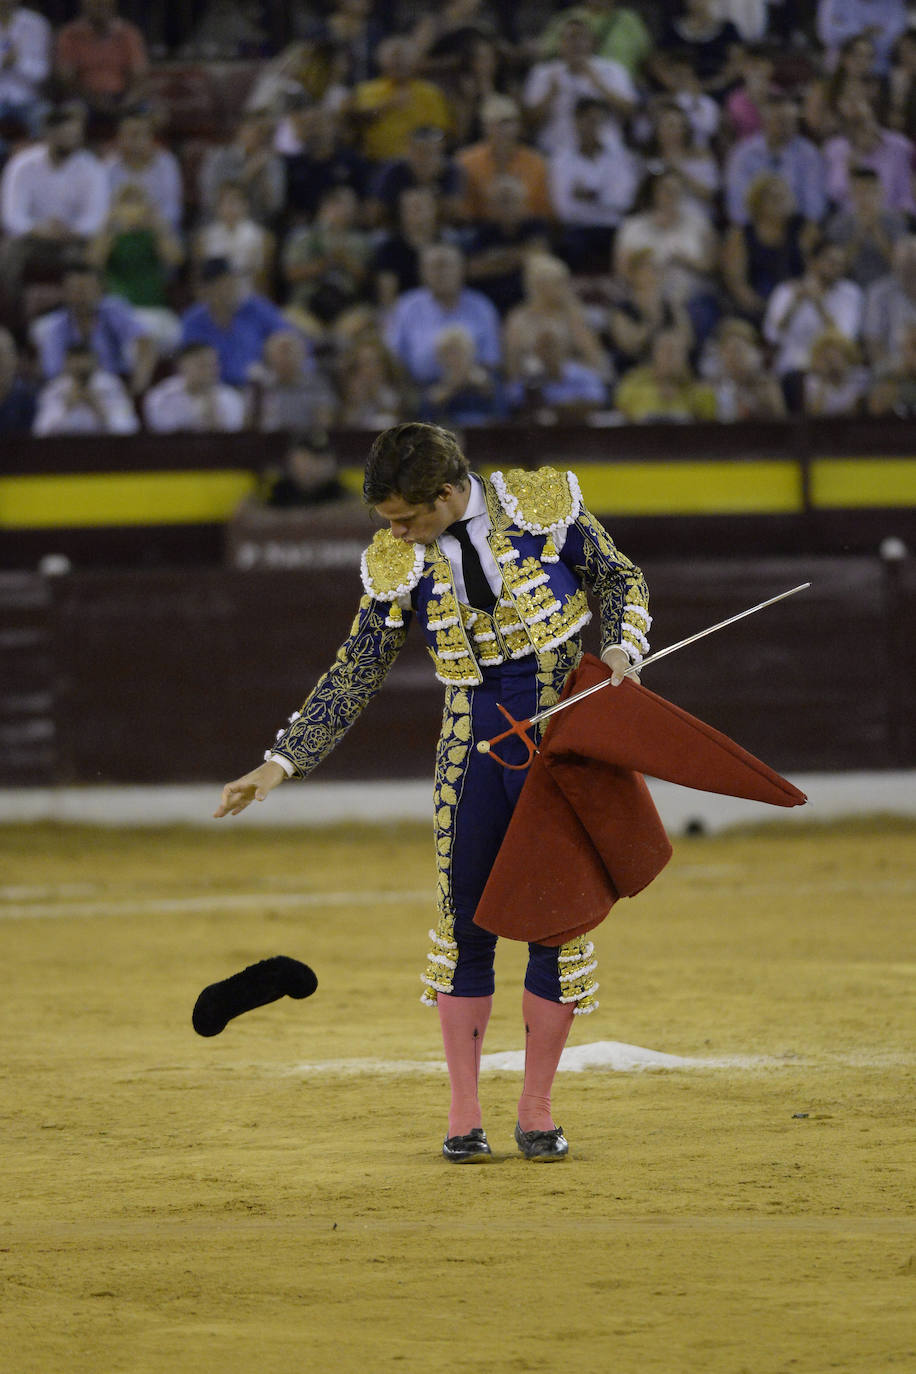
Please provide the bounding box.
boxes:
[437,993,492,1137]
[518,989,575,1132]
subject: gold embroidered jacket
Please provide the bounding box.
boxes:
[268,468,650,777]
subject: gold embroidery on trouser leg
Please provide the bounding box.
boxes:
[557,935,600,1015]
[421,687,472,1006]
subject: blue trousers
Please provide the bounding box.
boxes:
[434,655,575,1001]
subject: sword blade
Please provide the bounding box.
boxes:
[529,582,811,730]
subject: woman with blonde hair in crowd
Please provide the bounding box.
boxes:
[502,251,608,383]
[803,329,870,416]
[722,171,805,320]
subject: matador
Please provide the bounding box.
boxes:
[215,422,652,1163]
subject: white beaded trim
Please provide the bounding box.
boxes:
[512,573,549,595]
[540,608,592,652]
[625,603,652,628]
[434,670,482,686]
[523,599,562,627]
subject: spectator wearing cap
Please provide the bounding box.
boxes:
[826,165,908,288]
[0,0,51,139]
[817,0,908,75]
[104,106,183,234]
[349,36,452,163]
[523,14,637,157]
[180,258,304,387]
[32,260,155,393]
[0,326,36,435]
[456,94,554,223]
[367,123,464,228]
[262,429,350,509]
[246,329,337,432]
[0,104,108,310]
[54,0,147,113]
[823,96,916,215]
[199,109,286,226]
[33,341,138,434]
[465,175,550,315]
[725,91,827,227]
[550,95,639,273]
[384,242,501,386]
[282,105,371,221]
[535,0,653,79]
[142,343,246,433]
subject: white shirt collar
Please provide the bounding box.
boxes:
[462,472,488,522]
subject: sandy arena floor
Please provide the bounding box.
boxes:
[1,818,914,1373]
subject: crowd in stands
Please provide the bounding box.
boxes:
[3,0,916,445]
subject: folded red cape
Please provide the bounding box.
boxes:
[474,654,806,946]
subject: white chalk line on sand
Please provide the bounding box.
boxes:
[0,888,430,919]
[1,875,913,920]
[260,1041,913,1077]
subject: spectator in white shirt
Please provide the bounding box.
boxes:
[0,103,108,313]
[195,181,274,298]
[142,342,246,433]
[105,106,184,233]
[0,0,51,136]
[614,170,719,326]
[33,342,138,434]
[763,237,863,409]
[550,95,640,273]
[523,14,637,157]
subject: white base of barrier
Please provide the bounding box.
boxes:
[0,772,913,834]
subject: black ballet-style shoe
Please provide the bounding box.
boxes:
[514,1121,569,1161]
[442,1127,493,1163]
[192,955,318,1036]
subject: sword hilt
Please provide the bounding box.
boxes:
[475,704,537,770]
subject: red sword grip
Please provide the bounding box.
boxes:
[477,704,538,770]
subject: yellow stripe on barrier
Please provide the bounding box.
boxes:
[342,460,804,516]
[2,456,913,530]
[0,471,257,528]
[573,460,802,515]
[810,458,916,509]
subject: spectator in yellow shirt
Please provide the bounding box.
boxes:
[350,36,452,162]
[615,327,717,422]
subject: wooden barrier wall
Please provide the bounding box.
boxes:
[1,554,912,786]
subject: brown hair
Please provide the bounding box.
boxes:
[363,423,469,507]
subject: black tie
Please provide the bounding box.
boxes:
[447,519,496,610]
